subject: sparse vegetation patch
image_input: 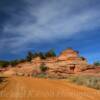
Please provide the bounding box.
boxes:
[94,61,100,66]
[67,75,100,90]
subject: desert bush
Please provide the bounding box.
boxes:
[0,61,9,68]
[40,64,48,73]
[38,52,46,59]
[45,49,56,58]
[26,51,33,62]
[36,73,47,78]
[67,75,100,90]
[80,56,86,61]
[94,61,100,66]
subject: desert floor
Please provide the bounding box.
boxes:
[0,76,100,100]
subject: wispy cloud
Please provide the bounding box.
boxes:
[0,0,100,54]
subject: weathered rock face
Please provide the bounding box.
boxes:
[4,48,89,78]
[42,48,88,78]
[58,48,78,60]
[58,48,87,64]
[54,48,88,74]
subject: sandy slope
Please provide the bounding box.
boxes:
[0,77,100,100]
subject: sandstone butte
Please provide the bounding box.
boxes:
[2,48,99,77]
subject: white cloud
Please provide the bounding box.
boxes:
[1,0,100,53]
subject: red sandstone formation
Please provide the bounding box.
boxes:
[28,48,88,77]
[58,48,87,64]
[3,48,93,78]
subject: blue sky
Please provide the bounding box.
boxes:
[0,0,100,64]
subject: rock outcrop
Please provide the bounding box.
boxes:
[3,48,89,78]
[46,48,88,76]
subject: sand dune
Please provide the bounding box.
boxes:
[0,77,100,100]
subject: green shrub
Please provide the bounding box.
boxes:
[45,49,56,58]
[94,61,100,66]
[40,65,48,73]
[0,61,9,68]
[26,51,33,62]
